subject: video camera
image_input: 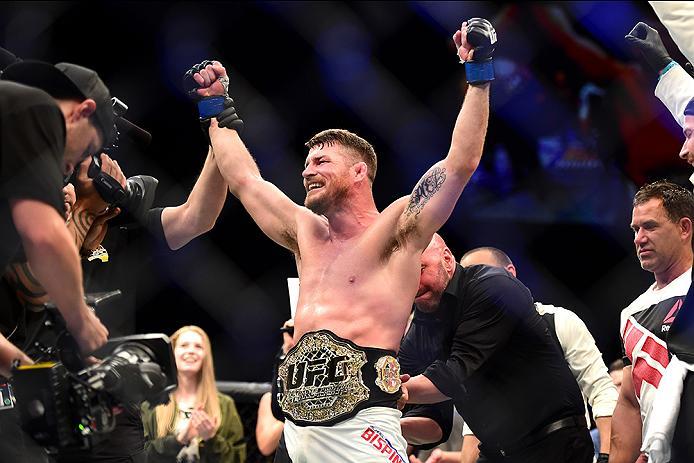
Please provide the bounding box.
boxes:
[11,291,177,452]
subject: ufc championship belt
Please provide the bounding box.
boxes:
[277,330,401,426]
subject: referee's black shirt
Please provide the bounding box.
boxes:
[420,264,585,450]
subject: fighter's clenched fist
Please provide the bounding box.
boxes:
[183,60,243,132]
[454,18,496,85]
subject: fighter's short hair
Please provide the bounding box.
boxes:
[306,129,377,183]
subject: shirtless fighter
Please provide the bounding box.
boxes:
[186,18,496,462]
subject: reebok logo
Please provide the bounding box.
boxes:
[661,299,682,332]
[663,299,682,324]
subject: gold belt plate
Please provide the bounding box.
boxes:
[278,332,369,423]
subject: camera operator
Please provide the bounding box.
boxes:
[0,51,120,463]
[0,56,112,355]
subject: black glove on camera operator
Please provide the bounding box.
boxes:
[183,60,244,133]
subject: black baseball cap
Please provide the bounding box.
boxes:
[1,60,116,148]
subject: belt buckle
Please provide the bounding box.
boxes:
[278,331,369,424]
[374,355,401,394]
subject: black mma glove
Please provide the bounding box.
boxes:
[596,453,609,463]
[216,96,244,132]
[182,60,243,133]
[464,17,497,85]
[182,59,218,101]
[625,22,674,76]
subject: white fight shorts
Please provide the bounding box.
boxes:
[282,406,407,463]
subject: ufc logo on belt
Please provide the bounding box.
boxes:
[286,355,349,389]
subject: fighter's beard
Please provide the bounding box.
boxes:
[305,185,349,215]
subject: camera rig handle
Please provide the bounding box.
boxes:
[83,290,122,308]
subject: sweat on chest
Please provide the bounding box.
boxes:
[300,245,380,285]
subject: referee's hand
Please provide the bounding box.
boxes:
[397,374,411,410]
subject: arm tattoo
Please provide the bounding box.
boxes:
[405,167,447,217]
[16,262,41,289]
[71,209,95,249]
[5,262,48,307]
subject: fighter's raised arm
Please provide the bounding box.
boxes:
[183,61,308,253]
[160,147,228,250]
[398,19,494,250]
